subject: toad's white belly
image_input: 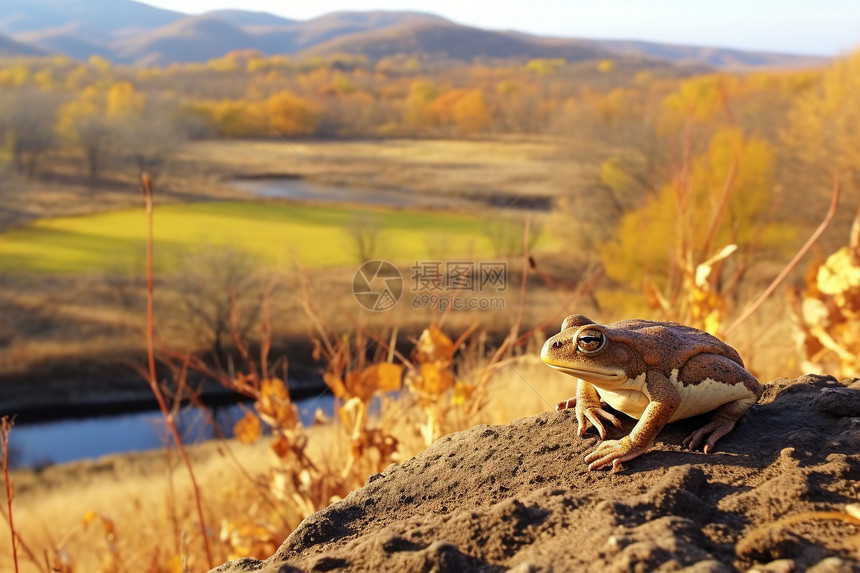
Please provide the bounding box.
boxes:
[591,371,649,418]
[592,369,756,422]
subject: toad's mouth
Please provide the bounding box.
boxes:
[543,363,626,384]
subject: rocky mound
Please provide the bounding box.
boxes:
[212,375,860,572]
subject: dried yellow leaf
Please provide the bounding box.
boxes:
[695,244,737,287]
[452,380,474,405]
[344,371,369,402]
[365,363,403,393]
[166,555,183,573]
[417,362,454,395]
[256,377,300,428]
[82,509,98,528]
[260,378,289,400]
[818,247,860,294]
[270,433,290,458]
[323,372,348,398]
[234,411,262,444]
[414,325,455,364]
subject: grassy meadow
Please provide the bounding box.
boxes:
[0,137,571,388]
[0,200,506,274]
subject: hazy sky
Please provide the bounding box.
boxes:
[138,0,860,56]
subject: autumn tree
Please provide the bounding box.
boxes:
[0,64,31,87]
[121,109,186,181]
[347,216,384,264]
[167,246,264,361]
[525,58,565,76]
[184,91,320,138]
[56,81,173,180]
[0,89,59,176]
[188,100,259,137]
[784,48,860,191]
[429,89,492,134]
[452,90,491,133]
[550,85,667,269]
[600,126,788,331]
[403,80,439,133]
[58,86,119,180]
[106,81,145,117]
[109,89,187,180]
[261,90,322,136]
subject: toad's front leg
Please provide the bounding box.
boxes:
[556,379,621,440]
[584,371,680,472]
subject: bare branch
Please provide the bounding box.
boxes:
[724,176,841,338]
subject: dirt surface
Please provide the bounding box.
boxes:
[210,374,860,572]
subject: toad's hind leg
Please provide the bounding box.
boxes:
[682,396,758,453]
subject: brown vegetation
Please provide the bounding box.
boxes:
[1,39,860,573]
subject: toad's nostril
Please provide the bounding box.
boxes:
[552,340,563,349]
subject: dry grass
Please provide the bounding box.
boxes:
[7,441,278,572]
[1,357,576,573]
[1,136,578,234]
[176,138,588,199]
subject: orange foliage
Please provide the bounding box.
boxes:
[262,91,321,136]
[453,89,491,132]
[430,88,492,133]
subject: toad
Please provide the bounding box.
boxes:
[541,315,763,471]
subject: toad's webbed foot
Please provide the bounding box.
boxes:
[556,396,622,440]
[584,436,649,472]
[682,398,754,453]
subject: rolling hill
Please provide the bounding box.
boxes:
[112,15,257,65]
[0,32,47,57]
[302,21,603,63]
[0,0,182,36]
[586,39,828,70]
[14,23,113,60]
[0,0,828,69]
[262,11,448,51]
[114,10,450,65]
[204,9,297,29]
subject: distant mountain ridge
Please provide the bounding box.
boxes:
[303,21,603,63]
[0,32,47,56]
[0,0,182,36]
[0,0,828,70]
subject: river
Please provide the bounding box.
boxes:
[8,394,334,469]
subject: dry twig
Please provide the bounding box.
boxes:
[724,176,841,338]
[2,416,19,573]
[140,172,214,568]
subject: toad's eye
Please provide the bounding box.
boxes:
[576,330,606,354]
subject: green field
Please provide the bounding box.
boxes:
[0,201,514,274]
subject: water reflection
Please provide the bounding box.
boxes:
[230,177,423,208]
[10,394,334,469]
